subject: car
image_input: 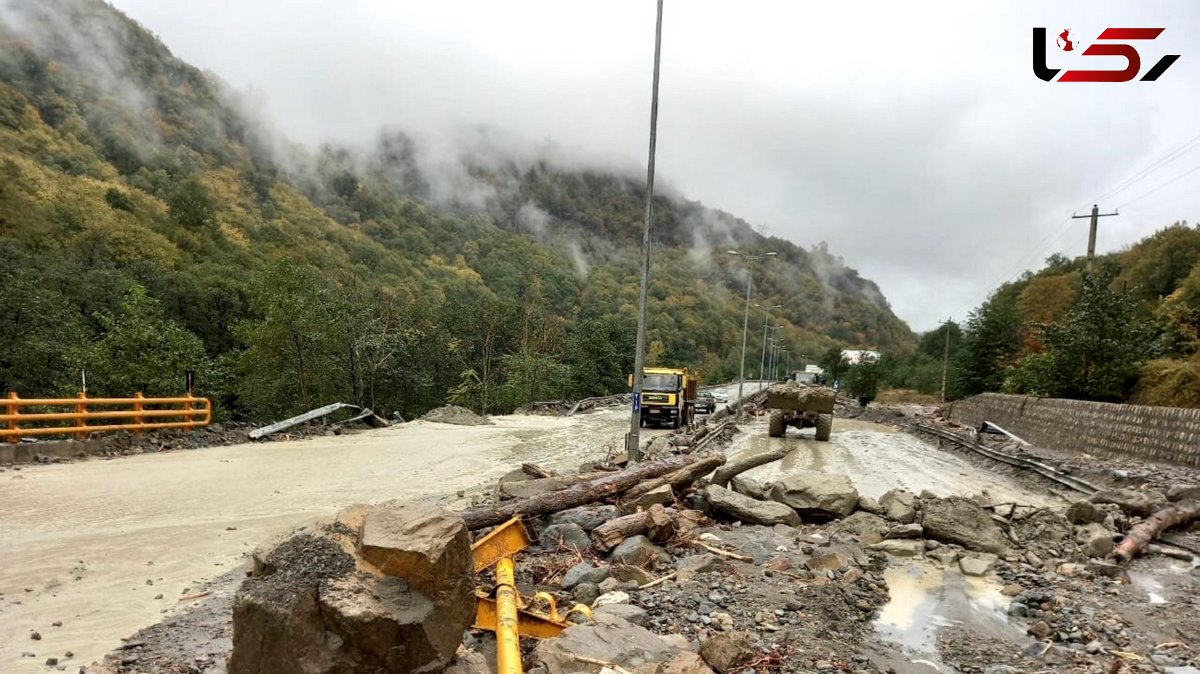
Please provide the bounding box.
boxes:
[695,391,716,414]
[711,388,728,403]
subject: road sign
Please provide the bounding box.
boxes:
[633,393,641,412]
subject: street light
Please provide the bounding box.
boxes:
[755,304,781,385]
[625,0,665,462]
[728,250,776,408]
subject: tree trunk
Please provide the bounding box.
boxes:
[591,512,653,552]
[1113,502,1200,562]
[461,451,710,531]
[710,446,790,488]
[622,451,725,502]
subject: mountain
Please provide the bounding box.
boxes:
[0,0,915,419]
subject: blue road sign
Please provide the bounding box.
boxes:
[633,393,641,412]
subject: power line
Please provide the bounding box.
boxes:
[1116,162,1200,210]
[1085,132,1200,208]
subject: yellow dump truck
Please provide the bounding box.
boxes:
[632,366,699,429]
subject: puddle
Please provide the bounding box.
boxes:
[874,561,1016,666]
[1129,571,1169,605]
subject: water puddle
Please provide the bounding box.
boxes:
[1129,571,1169,605]
[874,561,1016,668]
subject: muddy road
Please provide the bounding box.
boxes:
[2,402,1059,671]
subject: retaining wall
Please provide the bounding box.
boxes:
[947,393,1200,468]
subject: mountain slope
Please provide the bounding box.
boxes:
[0,0,914,419]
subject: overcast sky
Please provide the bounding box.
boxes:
[108,0,1200,331]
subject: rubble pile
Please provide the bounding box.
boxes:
[422,405,494,426]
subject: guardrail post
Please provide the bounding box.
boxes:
[134,392,145,435]
[184,392,194,424]
[5,392,18,444]
[75,391,87,440]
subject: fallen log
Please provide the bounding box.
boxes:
[592,512,653,552]
[1113,502,1200,563]
[621,451,724,502]
[461,451,712,530]
[710,446,790,488]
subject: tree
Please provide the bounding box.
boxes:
[955,284,1023,395]
[844,356,883,403]
[74,285,213,396]
[1009,270,1153,401]
[168,176,217,230]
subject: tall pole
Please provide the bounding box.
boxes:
[940,318,951,403]
[736,272,752,407]
[756,305,780,383]
[626,0,664,461]
[1072,204,1118,274]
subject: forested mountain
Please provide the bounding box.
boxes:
[0,0,914,420]
[885,224,1200,407]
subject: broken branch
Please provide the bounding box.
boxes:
[1113,502,1200,563]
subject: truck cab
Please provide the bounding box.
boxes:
[634,367,698,429]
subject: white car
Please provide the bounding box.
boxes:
[711,388,728,403]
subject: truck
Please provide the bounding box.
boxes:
[632,366,699,429]
[765,381,835,441]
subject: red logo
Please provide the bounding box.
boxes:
[1033,27,1180,82]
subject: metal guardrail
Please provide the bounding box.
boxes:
[1,392,211,443]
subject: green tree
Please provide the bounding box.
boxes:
[74,285,213,396]
[955,284,1023,395]
[168,176,216,230]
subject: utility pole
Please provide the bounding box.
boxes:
[626,0,664,462]
[729,251,776,408]
[940,318,952,403]
[1072,204,1119,274]
[756,304,781,383]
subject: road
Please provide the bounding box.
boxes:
[0,397,1055,671]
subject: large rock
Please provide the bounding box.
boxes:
[704,485,801,526]
[1089,488,1162,517]
[532,613,685,674]
[830,511,890,544]
[869,539,924,557]
[699,632,756,674]
[1065,500,1107,525]
[661,652,716,674]
[229,521,474,674]
[1011,509,1073,545]
[921,497,1007,554]
[1076,523,1115,558]
[622,484,674,513]
[730,475,768,501]
[594,603,649,626]
[358,501,474,617]
[959,553,997,576]
[768,471,859,520]
[549,505,618,532]
[562,562,611,590]
[610,535,668,566]
[541,523,591,553]
[879,489,917,524]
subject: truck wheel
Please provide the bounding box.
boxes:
[815,413,832,442]
[768,410,785,438]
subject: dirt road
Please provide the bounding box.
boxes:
[1,405,1057,671]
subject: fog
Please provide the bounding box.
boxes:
[105,0,1200,330]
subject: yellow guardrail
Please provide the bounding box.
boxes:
[1,392,211,443]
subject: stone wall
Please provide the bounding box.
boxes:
[947,393,1200,468]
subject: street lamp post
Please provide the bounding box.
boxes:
[626,0,665,462]
[728,250,776,409]
[756,304,781,385]
[767,337,779,383]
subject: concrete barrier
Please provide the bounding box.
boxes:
[947,393,1200,468]
[0,437,113,464]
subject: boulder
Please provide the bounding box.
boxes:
[593,603,649,626]
[1089,488,1162,517]
[592,591,630,608]
[869,539,925,557]
[675,553,729,582]
[573,582,600,606]
[228,526,473,674]
[1167,484,1200,503]
[885,523,924,539]
[1065,500,1107,525]
[699,631,756,674]
[612,564,656,586]
[829,511,890,544]
[541,523,591,553]
[921,497,1007,554]
[1076,523,1115,558]
[959,553,997,576]
[704,485,801,527]
[768,471,859,520]
[879,489,917,524]
[621,484,674,513]
[661,652,716,674]
[858,495,885,515]
[562,562,611,590]
[730,475,768,500]
[532,613,684,674]
[1011,509,1073,545]
[549,505,619,532]
[610,535,668,566]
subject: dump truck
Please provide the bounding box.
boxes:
[632,366,698,429]
[765,381,835,441]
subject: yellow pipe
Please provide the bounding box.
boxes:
[494,557,523,674]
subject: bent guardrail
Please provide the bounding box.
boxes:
[1,392,211,443]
